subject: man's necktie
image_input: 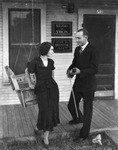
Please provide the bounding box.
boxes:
[79,46,83,54]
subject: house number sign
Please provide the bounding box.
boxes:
[51,21,72,36]
[97,10,104,14]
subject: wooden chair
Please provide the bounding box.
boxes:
[5,66,37,108]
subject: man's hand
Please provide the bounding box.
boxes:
[66,68,80,78]
[66,70,74,78]
[73,68,80,74]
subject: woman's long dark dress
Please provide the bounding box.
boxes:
[27,57,60,131]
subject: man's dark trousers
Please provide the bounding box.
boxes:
[68,90,94,139]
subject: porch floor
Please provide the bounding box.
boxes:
[0,100,118,139]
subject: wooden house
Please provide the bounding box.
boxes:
[0,0,118,105]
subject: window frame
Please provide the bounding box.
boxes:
[2,2,46,82]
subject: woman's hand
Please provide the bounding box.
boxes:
[25,68,35,89]
[29,84,35,89]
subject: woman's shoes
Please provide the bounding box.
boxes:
[34,127,39,135]
[42,139,49,149]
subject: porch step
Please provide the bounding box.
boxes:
[94,96,114,100]
[95,90,114,100]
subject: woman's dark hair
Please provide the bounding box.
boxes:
[39,42,53,56]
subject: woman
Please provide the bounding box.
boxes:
[27,42,60,148]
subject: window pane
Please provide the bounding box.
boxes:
[9,9,40,44]
[9,9,40,75]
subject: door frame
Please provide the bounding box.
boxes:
[78,9,118,100]
[2,2,46,82]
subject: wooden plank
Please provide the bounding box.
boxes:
[7,105,15,137]
[23,107,34,136]
[26,106,37,127]
[53,123,61,133]
[60,103,74,123]
[60,102,71,120]
[97,100,118,112]
[59,103,77,132]
[93,104,115,127]
[60,102,82,130]
[91,102,103,129]
[27,105,38,125]
[11,105,19,137]
[94,101,118,125]
[33,104,39,115]
[91,100,118,131]
[0,105,3,138]
[91,118,99,131]
[6,106,14,137]
[3,105,8,138]
[0,100,118,139]
[91,109,104,128]
[17,105,30,137]
[14,105,25,137]
[56,121,66,133]
[94,108,117,128]
[92,105,111,129]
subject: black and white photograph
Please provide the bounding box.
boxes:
[0,0,118,149]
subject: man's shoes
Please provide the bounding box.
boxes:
[73,136,86,143]
[69,118,83,125]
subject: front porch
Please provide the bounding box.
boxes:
[0,100,118,139]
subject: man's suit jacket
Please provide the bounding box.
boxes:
[67,43,98,92]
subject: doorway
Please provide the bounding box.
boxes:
[83,15,115,98]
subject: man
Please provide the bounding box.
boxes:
[66,29,98,141]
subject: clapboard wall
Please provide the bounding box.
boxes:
[0,1,77,104]
[0,0,118,104]
[46,2,77,101]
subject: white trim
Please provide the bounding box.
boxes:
[78,9,118,100]
[3,7,9,82]
[115,15,118,100]
[2,2,46,82]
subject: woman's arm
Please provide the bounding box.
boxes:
[25,68,35,89]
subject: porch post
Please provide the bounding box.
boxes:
[115,15,118,100]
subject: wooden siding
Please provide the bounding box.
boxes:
[76,0,118,8]
[0,4,3,87]
[46,3,77,102]
[0,86,20,105]
[0,2,78,104]
[0,0,117,105]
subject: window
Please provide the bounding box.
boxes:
[9,9,40,74]
[3,3,46,81]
